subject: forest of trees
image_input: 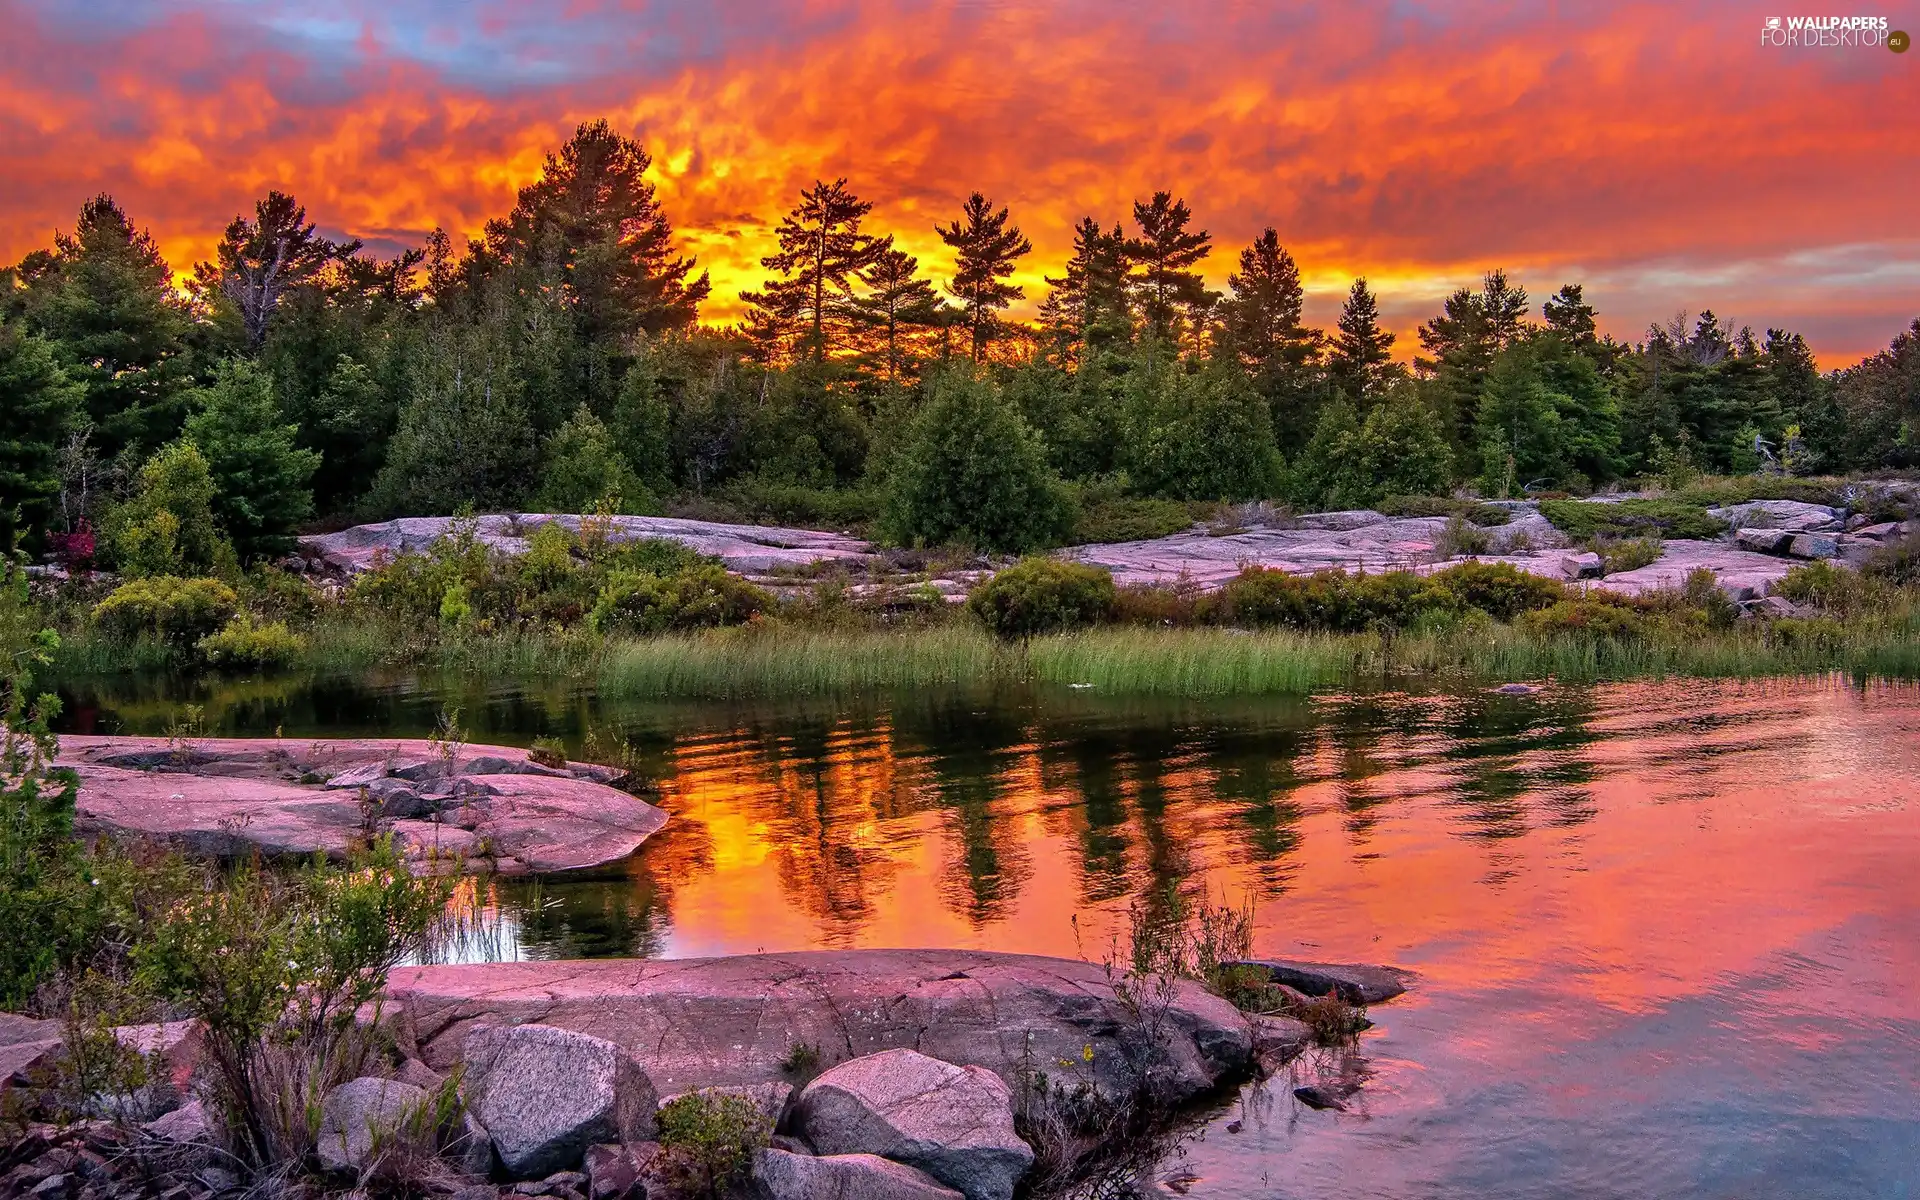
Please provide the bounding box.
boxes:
[2,119,1917,558]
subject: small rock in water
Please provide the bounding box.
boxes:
[1293,1083,1360,1112]
[1495,683,1538,695]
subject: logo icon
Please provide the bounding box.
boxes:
[1891,29,1911,51]
[1765,16,1781,30]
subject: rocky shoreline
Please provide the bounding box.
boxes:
[0,950,1408,1200]
[55,736,667,875]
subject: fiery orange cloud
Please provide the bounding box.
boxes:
[2,0,1916,363]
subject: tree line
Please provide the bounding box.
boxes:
[2,118,1917,559]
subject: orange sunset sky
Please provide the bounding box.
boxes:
[2,0,1916,364]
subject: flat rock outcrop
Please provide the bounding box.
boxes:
[384,950,1253,1109]
[57,736,665,874]
[300,514,876,578]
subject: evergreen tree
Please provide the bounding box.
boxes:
[537,404,650,514]
[484,120,710,346]
[882,370,1071,552]
[1037,217,1131,365]
[1533,335,1624,485]
[368,314,539,515]
[191,191,358,349]
[1293,392,1451,509]
[1119,357,1282,501]
[0,323,81,545]
[1417,270,1531,453]
[1220,229,1312,374]
[1542,283,1597,346]
[851,247,943,381]
[18,195,191,462]
[741,180,885,363]
[1826,319,1920,470]
[1328,278,1396,404]
[1125,193,1214,346]
[610,352,675,497]
[936,193,1031,361]
[182,359,322,559]
[1475,347,1562,496]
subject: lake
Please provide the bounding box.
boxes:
[55,674,1920,1198]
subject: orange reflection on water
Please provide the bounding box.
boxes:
[596,681,1919,1049]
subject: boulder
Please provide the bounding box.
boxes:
[583,1142,658,1200]
[388,951,1251,1111]
[326,762,390,790]
[1734,527,1793,555]
[1293,1081,1361,1112]
[317,1076,430,1175]
[1711,499,1840,533]
[462,1024,659,1179]
[143,1097,214,1145]
[794,1050,1031,1200]
[1246,1014,1313,1072]
[0,1013,63,1088]
[1223,959,1411,1004]
[1787,533,1840,559]
[753,1148,963,1200]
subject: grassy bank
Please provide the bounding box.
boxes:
[51,609,1920,699]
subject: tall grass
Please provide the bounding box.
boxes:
[597,625,1006,698]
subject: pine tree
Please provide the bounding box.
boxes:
[1542,284,1597,345]
[485,120,710,344]
[537,404,650,514]
[19,195,191,462]
[1328,278,1395,404]
[1125,193,1214,345]
[936,193,1032,361]
[851,247,943,381]
[0,323,81,545]
[1475,347,1562,496]
[740,180,885,363]
[1416,269,1531,455]
[1219,229,1313,375]
[191,191,359,349]
[1119,357,1282,501]
[1037,218,1130,365]
[183,358,322,559]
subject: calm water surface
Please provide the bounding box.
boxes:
[56,676,1920,1198]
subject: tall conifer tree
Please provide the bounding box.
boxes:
[936,193,1031,361]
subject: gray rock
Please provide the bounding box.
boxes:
[795,1050,1032,1200]
[1293,1082,1361,1111]
[1851,521,1906,541]
[1223,959,1411,1004]
[1734,527,1793,555]
[1711,499,1840,533]
[326,761,390,789]
[463,1024,658,1179]
[1246,1014,1313,1072]
[1788,533,1840,559]
[450,1112,496,1177]
[142,1097,214,1145]
[28,1174,68,1199]
[1290,510,1389,532]
[463,755,571,779]
[753,1148,963,1200]
[1563,551,1603,579]
[196,1165,241,1193]
[395,1056,446,1091]
[317,1076,430,1175]
[583,1143,649,1200]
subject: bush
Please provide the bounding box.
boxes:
[881,370,1074,553]
[197,613,306,669]
[968,558,1118,639]
[1434,516,1491,558]
[1865,532,1919,586]
[712,476,883,531]
[1069,493,1203,545]
[1426,561,1565,620]
[1538,498,1727,543]
[1517,599,1648,639]
[536,405,653,516]
[1596,536,1663,575]
[108,441,232,577]
[1375,495,1512,526]
[589,564,769,636]
[1776,560,1871,614]
[93,576,239,644]
[657,1091,772,1198]
[1203,567,1453,632]
[184,358,321,559]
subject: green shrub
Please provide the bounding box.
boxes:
[1425,561,1565,620]
[92,576,239,644]
[968,558,1118,639]
[197,613,306,669]
[1672,475,1845,509]
[713,476,883,531]
[1596,536,1663,575]
[589,564,769,636]
[1204,567,1451,632]
[108,441,231,577]
[1865,532,1919,586]
[881,370,1074,553]
[657,1090,771,1198]
[1538,499,1728,543]
[1375,495,1512,526]
[1069,494,1202,545]
[1434,516,1491,558]
[1517,599,1647,639]
[1681,567,1740,630]
[1775,560,1870,613]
